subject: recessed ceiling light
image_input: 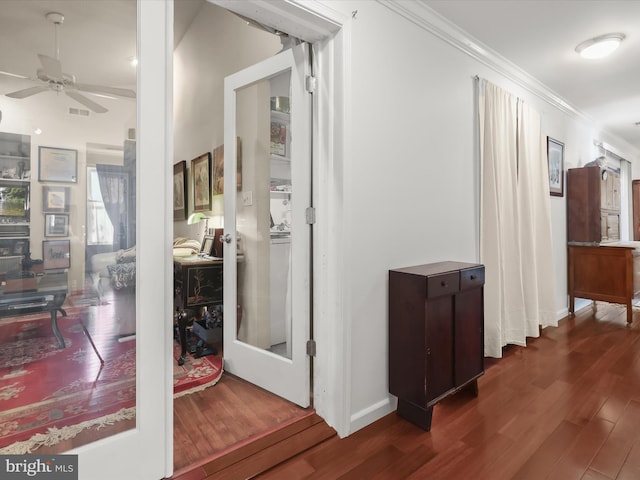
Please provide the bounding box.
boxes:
[575,33,625,59]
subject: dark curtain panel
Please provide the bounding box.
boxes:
[96,164,129,249]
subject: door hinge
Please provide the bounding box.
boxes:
[306,339,316,357]
[305,207,316,224]
[305,75,317,93]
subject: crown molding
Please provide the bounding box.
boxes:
[377,0,588,121]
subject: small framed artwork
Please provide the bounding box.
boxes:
[212,137,242,196]
[44,214,69,237]
[547,137,564,197]
[43,239,70,270]
[173,160,187,220]
[13,240,27,255]
[43,186,70,213]
[201,235,215,256]
[38,146,78,183]
[192,152,212,212]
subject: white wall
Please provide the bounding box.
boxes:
[312,0,640,434]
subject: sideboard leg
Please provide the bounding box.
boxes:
[397,398,433,431]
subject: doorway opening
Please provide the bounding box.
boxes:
[171,1,324,474]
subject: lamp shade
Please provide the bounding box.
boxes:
[187,212,208,225]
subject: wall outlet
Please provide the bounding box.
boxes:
[242,191,253,206]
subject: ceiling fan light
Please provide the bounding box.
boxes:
[576,33,625,59]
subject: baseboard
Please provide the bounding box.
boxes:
[348,396,395,435]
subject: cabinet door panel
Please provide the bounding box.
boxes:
[425,296,454,402]
[454,288,484,385]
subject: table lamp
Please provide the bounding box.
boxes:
[187,212,209,239]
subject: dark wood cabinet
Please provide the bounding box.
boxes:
[173,257,223,365]
[567,244,637,324]
[173,257,223,314]
[567,166,620,244]
[389,261,484,431]
[633,180,640,241]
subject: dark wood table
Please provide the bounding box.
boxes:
[0,271,69,348]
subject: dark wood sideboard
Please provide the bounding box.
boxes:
[389,261,484,431]
[567,244,639,324]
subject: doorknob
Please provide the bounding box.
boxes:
[221,234,232,244]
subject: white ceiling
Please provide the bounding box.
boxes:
[0,0,203,117]
[1,0,638,151]
[425,0,640,151]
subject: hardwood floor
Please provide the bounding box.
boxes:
[173,373,312,474]
[21,298,640,479]
[254,302,640,480]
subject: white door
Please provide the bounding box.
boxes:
[73,2,171,478]
[223,44,312,407]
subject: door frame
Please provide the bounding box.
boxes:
[72,1,174,478]
[209,0,351,437]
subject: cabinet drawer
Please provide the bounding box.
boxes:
[460,266,484,290]
[427,272,459,298]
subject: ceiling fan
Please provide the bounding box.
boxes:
[1,11,135,114]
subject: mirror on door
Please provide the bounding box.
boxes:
[235,69,293,359]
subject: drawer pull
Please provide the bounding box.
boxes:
[470,275,476,280]
[441,281,447,287]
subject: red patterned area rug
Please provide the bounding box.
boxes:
[0,312,136,454]
[0,310,223,454]
[173,342,223,398]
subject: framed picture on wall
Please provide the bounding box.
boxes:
[192,152,212,212]
[42,239,70,270]
[212,137,243,196]
[44,214,69,237]
[173,160,187,220]
[42,186,70,213]
[547,137,564,197]
[38,146,78,183]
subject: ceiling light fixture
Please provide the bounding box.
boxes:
[575,33,625,59]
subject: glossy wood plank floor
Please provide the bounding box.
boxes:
[173,372,310,473]
[257,302,640,480]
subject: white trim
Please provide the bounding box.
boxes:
[70,1,173,478]
[163,1,175,475]
[350,398,395,434]
[311,18,352,437]
[210,0,341,42]
[210,0,352,438]
[377,0,586,120]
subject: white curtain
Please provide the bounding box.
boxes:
[479,79,557,358]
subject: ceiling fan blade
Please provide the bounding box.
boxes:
[65,90,108,113]
[75,83,136,98]
[0,70,30,80]
[6,85,49,99]
[38,54,63,79]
